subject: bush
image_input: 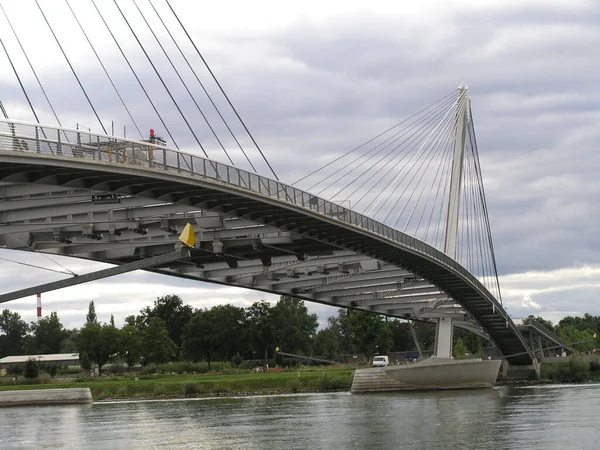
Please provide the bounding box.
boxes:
[24,359,40,379]
[47,364,58,378]
[79,352,92,372]
[7,365,23,376]
[141,361,232,375]
[184,383,200,396]
[541,357,589,382]
[231,353,243,367]
[589,359,600,372]
[286,379,302,393]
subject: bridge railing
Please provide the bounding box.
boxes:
[0,118,506,317]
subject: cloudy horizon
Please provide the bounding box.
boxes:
[0,0,599,330]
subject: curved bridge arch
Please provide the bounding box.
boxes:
[0,119,533,364]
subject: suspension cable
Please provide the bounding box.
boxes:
[133,0,236,163]
[164,0,279,180]
[293,89,458,186]
[89,0,179,149]
[65,0,143,139]
[35,0,107,134]
[147,0,258,172]
[113,0,211,158]
[0,38,40,125]
[0,4,64,129]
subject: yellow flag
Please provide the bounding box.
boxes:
[178,223,196,248]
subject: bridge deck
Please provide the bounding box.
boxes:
[0,119,533,365]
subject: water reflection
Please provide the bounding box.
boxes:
[2,386,600,449]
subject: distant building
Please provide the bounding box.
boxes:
[0,353,80,370]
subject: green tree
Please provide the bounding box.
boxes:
[182,309,219,368]
[23,358,39,378]
[0,309,29,357]
[141,317,176,365]
[86,301,97,324]
[60,329,79,353]
[79,351,92,372]
[119,325,143,368]
[388,320,414,351]
[558,314,600,335]
[139,295,193,357]
[344,311,393,359]
[312,326,340,361]
[246,301,277,361]
[557,325,596,352]
[523,315,555,331]
[272,297,318,356]
[30,311,69,354]
[110,314,115,328]
[207,304,248,361]
[453,338,469,359]
[77,322,119,374]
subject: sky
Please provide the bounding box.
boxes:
[0,0,599,330]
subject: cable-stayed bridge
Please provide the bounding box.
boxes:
[0,94,535,366]
[0,1,552,369]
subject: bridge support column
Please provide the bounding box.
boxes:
[434,317,454,359]
[432,84,469,359]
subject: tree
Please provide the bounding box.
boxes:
[23,358,39,378]
[557,325,596,352]
[388,320,414,351]
[182,309,219,368]
[558,314,600,334]
[246,301,277,361]
[453,338,469,359]
[0,309,29,357]
[79,351,92,372]
[86,301,97,324]
[77,322,119,374]
[139,295,193,357]
[30,312,69,354]
[312,327,340,361]
[344,310,393,359]
[209,304,248,361]
[110,314,115,328]
[60,329,79,353]
[523,315,555,332]
[119,325,143,368]
[272,297,318,356]
[141,317,177,365]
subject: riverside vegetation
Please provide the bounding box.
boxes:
[2,297,600,399]
[0,363,354,401]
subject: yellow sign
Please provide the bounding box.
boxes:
[275,346,280,352]
[178,223,196,248]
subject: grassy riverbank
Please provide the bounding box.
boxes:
[0,367,354,401]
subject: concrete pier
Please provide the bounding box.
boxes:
[352,358,502,392]
[0,388,93,407]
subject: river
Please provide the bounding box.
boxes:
[2,383,600,449]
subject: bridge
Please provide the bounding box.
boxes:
[0,89,538,366]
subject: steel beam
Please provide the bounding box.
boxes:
[0,247,190,304]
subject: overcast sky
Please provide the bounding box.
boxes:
[0,0,599,329]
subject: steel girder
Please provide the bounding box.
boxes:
[0,181,474,325]
[0,123,534,364]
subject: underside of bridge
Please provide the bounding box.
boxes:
[0,123,535,365]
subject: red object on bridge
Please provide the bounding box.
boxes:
[149,129,155,137]
[36,293,42,320]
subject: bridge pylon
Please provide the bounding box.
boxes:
[433,83,470,359]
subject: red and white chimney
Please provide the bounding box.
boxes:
[36,293,42,320]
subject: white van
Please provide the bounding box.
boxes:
[372,355,389,367]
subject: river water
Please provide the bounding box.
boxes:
[2,384,600,449]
